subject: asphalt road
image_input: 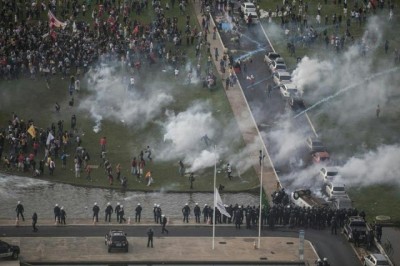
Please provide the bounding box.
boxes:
[215,9,360,266]
[0,224,360,265]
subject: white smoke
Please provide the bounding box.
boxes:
[80,61,174,132]
[157,101,222,172]
[337,144,400,186]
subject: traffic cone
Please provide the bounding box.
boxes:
[128,217,131,224]
[15,218,19,227]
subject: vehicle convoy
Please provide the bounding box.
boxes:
[105,230,129,253]
[343,216,368,242]
[0,240,20,259]
[291,189,328,208]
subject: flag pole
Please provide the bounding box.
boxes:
[258,149,264,248]
[212,145,217,250]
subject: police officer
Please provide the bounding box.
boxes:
[119,205,126,223]
[203,204,209,223]
[153,204,157,222]
[115,202,121,223]
[182,203,190,223]
[105,202,113,222]
[54,204,61,224]
[156,205,162,224]
[93,202,100,222]
[32,212,38,232]
[147,228,154,248]
[60,207,66,225]
[194,203,201,223]
[135,203,142,223]
[161,214,169,234]
[235,207,243,229]
[375,223,382,242]
[331,217,337,235]
[16,201,25,221]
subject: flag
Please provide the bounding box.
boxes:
[48,10,67,29]
[27,125,36,138]
[46,132,54,145]
[214,188,231,218]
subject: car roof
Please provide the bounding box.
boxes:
[323,166,339,172]
[110,230,126,235]
[278,71,291,76]
[282,83,297,90]
[369,253,388,261]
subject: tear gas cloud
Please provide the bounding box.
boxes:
[336,144,400,186]
[156,101,259,173]
[158,101,219,167]
[79,61,174,130]
[291,16,398,125]
[265,15,400,189]
[266,118,308,165]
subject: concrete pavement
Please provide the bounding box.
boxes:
[2,236,317,265]
[192,2,281,204]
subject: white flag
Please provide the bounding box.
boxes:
[46,132,54,145]
[214,188,231,218]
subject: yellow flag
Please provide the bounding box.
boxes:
[27,125,36,138]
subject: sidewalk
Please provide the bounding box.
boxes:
[2,236,318,264]
[192,3,280,203]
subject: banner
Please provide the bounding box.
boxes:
[27,125,36,138]
[214,188,231,218]
[46,132,54,145]
[48,10,67,29]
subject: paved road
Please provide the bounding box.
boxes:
[0,224,360,265]
[214,8,360,266]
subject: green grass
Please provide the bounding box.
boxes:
[0,2,259,193]
[257,0,400,222]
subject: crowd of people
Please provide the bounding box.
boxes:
[0,0,229,182]
[0,0,229,82]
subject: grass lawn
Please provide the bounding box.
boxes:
[0,2,259,193]
[257,0,400,222]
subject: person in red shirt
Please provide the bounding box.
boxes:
[99,137,107,152]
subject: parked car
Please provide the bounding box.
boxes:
[312,151,330,164]
[288,96,306,112]
[240,2,256,13]
[306,137,327,152]
[280,83,299,98]
[343,216,367,242]
[320,167,339,183]
[273,71,292,86]
[264,52,281,65]
[244,12,259,24]
[325,182,346,199]
[270,61,287,74]
[363,253,390,266]
[0,240,20,259]
[105,230,129,253]
[331,196,353,210]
